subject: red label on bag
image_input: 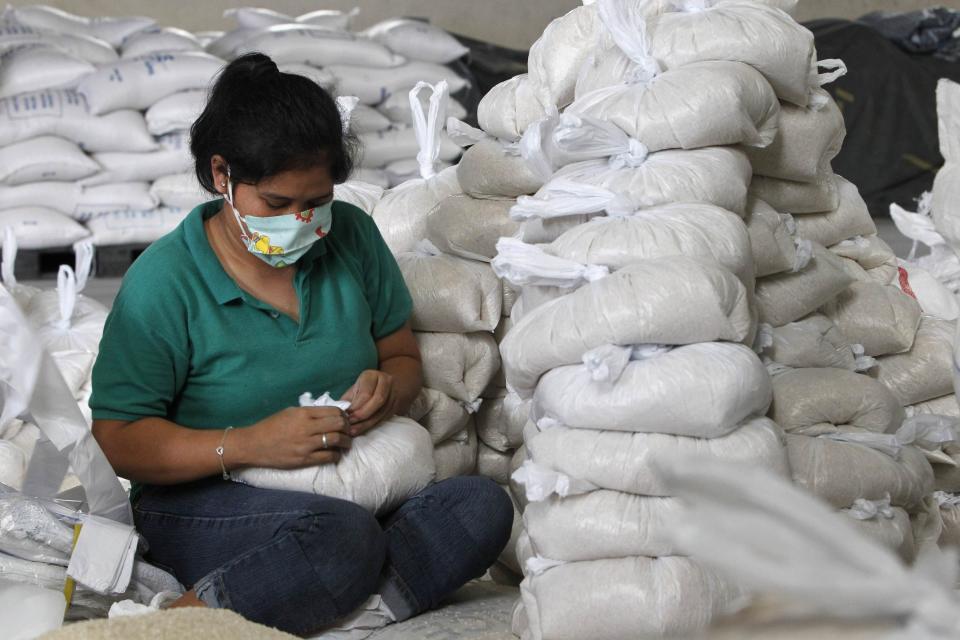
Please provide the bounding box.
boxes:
[898,266,917,300]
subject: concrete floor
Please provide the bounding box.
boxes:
[23,217,917,310]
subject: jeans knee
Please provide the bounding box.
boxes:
[439,476,514,552]
[286,499,386,608]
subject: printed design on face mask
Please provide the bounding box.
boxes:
[315,227,328,239]
[295,209,315,223]
[251,232,286,255]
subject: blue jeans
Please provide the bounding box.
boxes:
[133,475,513,636]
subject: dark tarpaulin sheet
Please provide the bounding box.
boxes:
[781,19,960,216]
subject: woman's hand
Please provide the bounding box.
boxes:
[340,370,397,436]
[236,406,352,470]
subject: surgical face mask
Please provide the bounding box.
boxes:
[224,170,333,268]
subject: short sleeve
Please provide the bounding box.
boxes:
[89,293,189,422]
[359,214,413,340]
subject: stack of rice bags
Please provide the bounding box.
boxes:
[0,5,216,248]
[210,6,469,188]
[0,231,108,491]
[470,1,831,637]
[363,83,491,491]
[734,10,952,564]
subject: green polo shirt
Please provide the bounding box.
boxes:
[90,199,412,437]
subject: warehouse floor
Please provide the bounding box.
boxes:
[24,219,916,309]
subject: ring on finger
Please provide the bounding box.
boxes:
[322,433,329,449]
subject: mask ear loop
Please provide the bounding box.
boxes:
[224,166,252,243]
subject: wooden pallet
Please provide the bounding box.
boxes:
[2,243,151,280]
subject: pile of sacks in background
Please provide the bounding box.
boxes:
[382,0,960,637]
[0,4,469,253]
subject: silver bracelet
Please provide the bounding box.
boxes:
[216,426,235,480]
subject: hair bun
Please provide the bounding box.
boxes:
[227,52,280,83]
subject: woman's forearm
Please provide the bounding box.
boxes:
[380,355,423,416]
[92,417,258,485]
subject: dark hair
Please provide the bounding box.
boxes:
[191,52,356,193]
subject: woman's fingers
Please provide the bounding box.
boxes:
[349,388,396,436]
[349,373,392,423]
[306,449,341,465]
[315,431,352,450]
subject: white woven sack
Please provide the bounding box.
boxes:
[935,444,960,491]
[525,4,601,111]
[745,197,798,277]
[533,342,770,437]
[587,0,816,106]
[8,6,155,48]
[378,91,467,127]
[761,314,862,371]
[371,165,462,254]
[524,417,787,497]
[399,248,501,332]
[149,174,208,210]
[525,491,686,561]
[932,79,960,253]
[295,9,357,31]
[0,44,95,98]
[50,349,96,401]
[939,501,960,548]
[333,180,385,212]
[346,103,392,134]
[0,228,41,309]
[0,136,100,186]
[754,243,853,326]
[433,422,478,480]
[871,318,955,406]
[0,207,89,249]
[830,234,897,272]
[896,261,960,321]
[792,177,876,247]
[364,19,469,64]
[770,367,905,435]
[750,168,840,214]
[457,138,544,199]
[85,132,192,185]
[476,392,529,452]
[906,394,959,418]
[85,207,188,246]
[570,61,779,152]
[425,195,519,262]
[786,434,934,511]
[405,387,470,445]
[843,505,915,563]
[0,181,158,221]
[821,281,922,357]
[476,74,549,141]
[477,443,513,485]
[236,416,434,516]
[384,158,452,188]
[519,557,737,640]
[235,28,402,68]
[502,257,753,399]
[77,52,225,115]
[25,265,107,355]
[358,126,460,169]
[513,147,752,221]
[121,28,202,59]
[0,440,26,490]
[415,332,501,403]
[326,62,468,106]
[543,202,755,285]
[744,88,845,182]
[144,90,206,136]
[0,89,156,152]
[0,24,118,64]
